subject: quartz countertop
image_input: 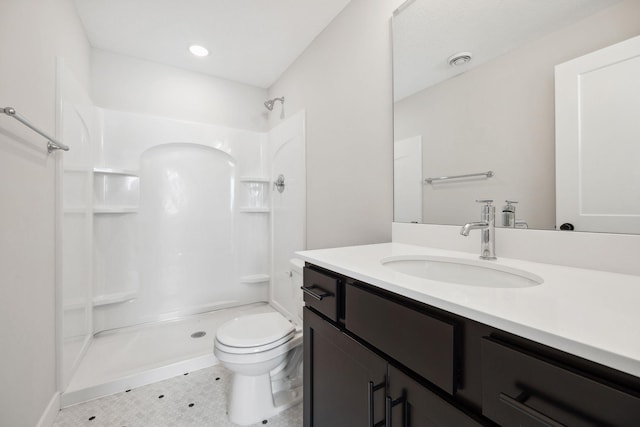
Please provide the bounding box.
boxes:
[296,242,640,378]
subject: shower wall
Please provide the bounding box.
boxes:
[93,109,270,332]
[269,111,307,325]
[138,144,237,319]
[58,63,98,392]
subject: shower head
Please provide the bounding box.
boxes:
[264,97,284,111]
[264,97,286,118]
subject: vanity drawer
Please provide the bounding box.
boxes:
[302,267,341,322]
[345,283,458,394]
[481,337,640,427]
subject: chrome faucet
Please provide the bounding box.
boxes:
[460,200,496,260]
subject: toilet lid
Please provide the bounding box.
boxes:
[217,312,295,348]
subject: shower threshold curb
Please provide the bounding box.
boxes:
[61,354,218,408]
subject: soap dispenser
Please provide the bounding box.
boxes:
[502,200,518,227]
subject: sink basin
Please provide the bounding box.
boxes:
[381,255,543,288]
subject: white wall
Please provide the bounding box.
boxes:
[267,0,404,249]
[394,0,640,230]
[91,50,269,132]
[0,0,91,426]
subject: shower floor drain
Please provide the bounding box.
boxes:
[190,331,206,338]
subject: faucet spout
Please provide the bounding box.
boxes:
[461,200,497,260]
[460,221,489,236]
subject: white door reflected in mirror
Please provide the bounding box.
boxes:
[555,35,640,234]
[394,136,423,223]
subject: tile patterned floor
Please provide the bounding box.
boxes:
[54,366,303,427]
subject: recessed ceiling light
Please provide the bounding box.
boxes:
[189,45,209,57]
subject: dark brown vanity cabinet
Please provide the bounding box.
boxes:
[303,266,482,427]
[304,307,482,427]
[303,264,640,427]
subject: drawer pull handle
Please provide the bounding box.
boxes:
[301,285,333,301]
[499,392,567,427]
[368,381,386,427]
[385,391,408,427]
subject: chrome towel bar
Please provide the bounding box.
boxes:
[1,106,69,153]
[425,170,493,184]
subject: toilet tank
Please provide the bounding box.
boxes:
[289,258,305,323]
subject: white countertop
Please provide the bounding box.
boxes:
[297,242,640,378]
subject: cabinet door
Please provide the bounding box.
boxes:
[304,307,387,427]
[387,365,483,427]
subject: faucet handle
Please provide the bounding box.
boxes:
[476,199,494,221]
[475,199,494,205]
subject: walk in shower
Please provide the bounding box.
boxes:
[56,65,306,406]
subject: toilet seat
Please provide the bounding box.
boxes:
[215,332,296,354]
[216,312,295,354]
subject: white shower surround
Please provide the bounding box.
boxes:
[59,104,307,405]
[92,109,277,332]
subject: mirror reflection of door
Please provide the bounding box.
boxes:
[394,136,423,223]
[555,35,640,233]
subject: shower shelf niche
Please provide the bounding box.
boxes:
[93,167,140,213]
[239,176,270,211]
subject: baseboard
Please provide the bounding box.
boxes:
[36,392,60,427]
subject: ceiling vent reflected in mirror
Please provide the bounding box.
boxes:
[448,52,472,67]
[392,0,621,101]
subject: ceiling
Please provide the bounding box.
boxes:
[73,0,351,88]
[393,0,620,101]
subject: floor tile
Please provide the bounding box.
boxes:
[54,365,302,427]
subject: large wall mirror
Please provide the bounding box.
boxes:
[392,0,640,233]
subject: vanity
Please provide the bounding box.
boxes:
[298,243,640,426]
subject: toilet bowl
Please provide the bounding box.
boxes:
[213,259,305,425]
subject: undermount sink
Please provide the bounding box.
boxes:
[381,255,543,288]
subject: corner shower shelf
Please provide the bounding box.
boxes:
[93,167,139,177]
[239,207,270,213]
[239,176,270,183]
[92,290,138,307]
[240,274,270,284]
[94,206,138,214]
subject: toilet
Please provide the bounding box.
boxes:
[214,259,305,426]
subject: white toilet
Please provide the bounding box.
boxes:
[214,259,305,426]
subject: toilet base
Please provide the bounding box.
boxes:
[227,372,302,426]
